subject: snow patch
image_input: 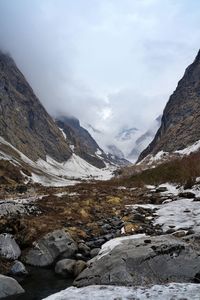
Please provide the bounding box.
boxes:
[98,234,146,259]
[0,136,115,186]
[69,144,75,151]
[175,140,200,155]
[131,198,200,233]
[58,128,67,140]
[42,283,200,300]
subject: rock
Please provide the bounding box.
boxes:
[75,253,85,260]
[55,259,76,278]
[101,224,112,233]
[0,234,21,260]
[74,235,200,287]
[10,261,28,276]
[90,248,100,258]
[178,192,195,199]
[138,50,200,162]
[193,197,200,202]
[55,258,86,278]
[24,229,77,267]
[74,260,87,277]
[155,187,168,193]
[93,238,105,248]
[172,230,188,238]
[0,274,24,298]
[78,243,90,256]
[124,222,140,234]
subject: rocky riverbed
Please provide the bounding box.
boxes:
[1,181,200,299]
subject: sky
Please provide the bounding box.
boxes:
[0,0,200,153]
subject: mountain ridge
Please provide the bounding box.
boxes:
[138,49,200,162]
[0,51,72,163]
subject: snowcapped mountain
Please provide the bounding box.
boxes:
[128,116,161,161]
[115,127,138,141]
[85,118,161,163]
[55,116,107,169]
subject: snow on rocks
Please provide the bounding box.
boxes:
[131,198,200,233]
[131,183,200,234]
[175,139,200,155]
[42,283,200,300]
[97,233,146,259]
[74,234,200,287]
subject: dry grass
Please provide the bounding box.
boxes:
[126,152,200,187]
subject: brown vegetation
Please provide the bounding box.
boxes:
[127,152,200,187]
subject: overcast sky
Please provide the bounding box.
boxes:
[0,0,200,145]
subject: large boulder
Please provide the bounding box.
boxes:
[0,275,24,298]
[24,229,77,267]
[74,234,200,287]
[0,234,21,260]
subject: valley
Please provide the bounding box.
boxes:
[1,11,200,299]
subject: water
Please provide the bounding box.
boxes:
[6,267,73,300]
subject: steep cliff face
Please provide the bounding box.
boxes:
[55,116,107,168]
[138,50,200,161]
[0,52,71,162]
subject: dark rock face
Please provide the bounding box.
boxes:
[74,235,200,287]
[56,116,106,168]
[138,50,200,161]
[0,52,71,162]
[23,229,77,267]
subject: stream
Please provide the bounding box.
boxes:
[6,267,73,300]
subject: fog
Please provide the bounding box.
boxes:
[0,0,200,153]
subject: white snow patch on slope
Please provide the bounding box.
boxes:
[175,140,200,155]
[0,136,115,186]
[139,140,200,167]
[36,154,114,180]
[42,283,200,300]
[150,150,168,162]
[69,144,75,151]
[95,148,102,155]
[58,128,67,140]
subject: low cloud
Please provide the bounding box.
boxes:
[0,0,200,151]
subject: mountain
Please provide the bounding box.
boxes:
[85,121,160,163]
[0,52,116,185]
[115,127,138,141]
[0,51,71,162]
[138,50,200,162]
[55,116,107,168]
[128,116,161,161]
[106,144,125,159]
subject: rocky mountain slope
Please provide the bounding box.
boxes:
[0,51,71,162]
[55,116,107,169]
[129,116,161,161]
[0,52,119,185]
[138,50,200,162]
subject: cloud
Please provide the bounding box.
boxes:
[0,0,200,154]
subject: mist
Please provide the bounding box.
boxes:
[0,0,200,152]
